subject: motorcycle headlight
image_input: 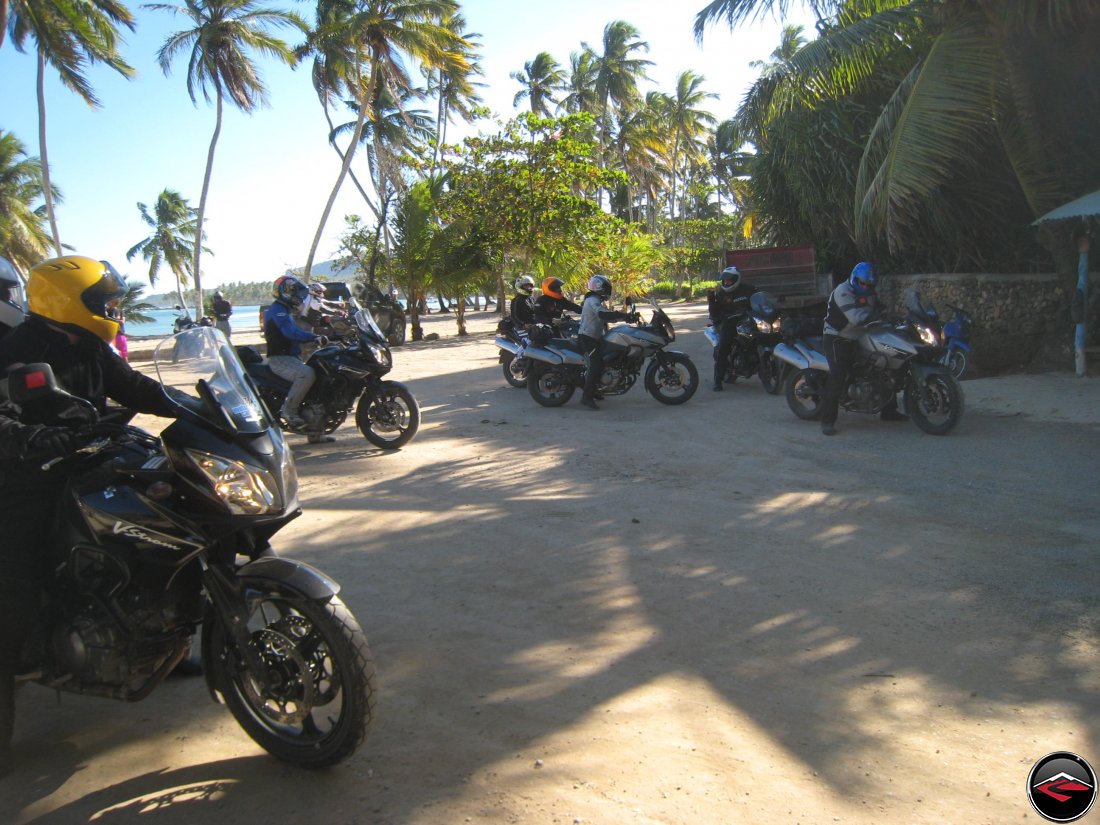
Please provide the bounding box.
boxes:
[368,343,392,368]
[916,324,939,346]
[185,449,281,515]
[754,317,774,333]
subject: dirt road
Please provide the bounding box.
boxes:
[5,302,1099,824]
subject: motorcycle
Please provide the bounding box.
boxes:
[902,290,973,379]
[495,315,579,389]
[494,317,532,388]
[6,327,376,767]
[774,316,965,435]
[238,309,420,450]
[524,299,699,406]
[705,291,786,394]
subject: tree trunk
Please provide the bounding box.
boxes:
[323,101,382,224]
[193,90,223,313]
[305,62,377,279]
[455,290,467,335]
[37,54,61,256]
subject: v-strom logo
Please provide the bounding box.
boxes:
[112,521,182,550]
[1028,752,1097,822]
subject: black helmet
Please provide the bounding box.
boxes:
[586,275,612,300]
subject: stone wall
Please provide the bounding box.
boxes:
[877,272,1098,374]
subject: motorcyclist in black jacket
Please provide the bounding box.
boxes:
[0,255,179,775]
[0,259,24,337]
[707,266,757,391]
[509,275,536,328]
[533,277,582,329]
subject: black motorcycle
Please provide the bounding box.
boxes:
[6,328,376,767]
[239,309,420,449]
[524,299,698,406]
[706,291,786,394]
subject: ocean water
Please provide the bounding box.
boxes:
[126,306,262,339]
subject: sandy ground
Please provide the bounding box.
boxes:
[4,301,1100,825]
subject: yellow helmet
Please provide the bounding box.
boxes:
[26,255,126,342]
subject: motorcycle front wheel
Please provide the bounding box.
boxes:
[207,590,377,769]
[905,371,964,435]
[528,365,576,407]
[786,368,825,420]
[355,381,420,449]
[758,353,785,395]
[645,353,699,404]
[501,353,529,388]
[944,349,967,379]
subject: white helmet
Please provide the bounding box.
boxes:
[719,266,741,293]
[586,275,612,300]
[514,275,535,295]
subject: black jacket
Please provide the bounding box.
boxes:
[0,316,175,471]
[510,293,535,326]
[708,282,758,324]
[533,294,582,325]
[212,297,233,321]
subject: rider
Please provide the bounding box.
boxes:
[708,266,757,391]
[0,255,181,775]
[577,275,638,411]
[509,275,536,328]
[264,276,331,443]
[0,259,24,337]
[533,277,582,328]
[820,261,907,436]
[211,290,233,339]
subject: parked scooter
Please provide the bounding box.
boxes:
[524,299,698,406]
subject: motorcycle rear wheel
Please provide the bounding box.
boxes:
[645,353,698,404]
[905,372,964,435]
[528,366,575,407]
[207,591,376,769]
[356,382,420,449]
[502,353,528,388]
[786,369,824,420]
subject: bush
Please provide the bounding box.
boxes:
[648,280,711,299]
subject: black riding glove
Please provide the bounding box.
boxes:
[26,426,78,461]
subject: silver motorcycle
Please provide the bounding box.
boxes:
[523,299,698,407]
[774,319,965,435]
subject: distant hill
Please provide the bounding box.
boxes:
[147,260,364,307]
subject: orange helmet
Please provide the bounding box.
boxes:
[541,277,564,299]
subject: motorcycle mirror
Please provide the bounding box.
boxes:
[6,362,98,424]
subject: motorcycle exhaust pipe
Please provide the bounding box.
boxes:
[523,346,564,365]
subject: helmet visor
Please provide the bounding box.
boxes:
[81,261,126,320]
[855,277,875,292]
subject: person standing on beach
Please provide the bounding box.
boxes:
[212,291,233,339]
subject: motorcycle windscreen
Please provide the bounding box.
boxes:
[354,308,387,343]
[153,327,269,434]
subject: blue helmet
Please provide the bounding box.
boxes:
[849,262,877,295]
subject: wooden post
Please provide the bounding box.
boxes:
[1076,233,1090,377]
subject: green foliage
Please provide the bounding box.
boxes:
[0,130,54,270]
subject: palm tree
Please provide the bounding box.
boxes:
[301,0,467,280]
[427,10,484,179]
[126,188,206,310]
[7,0,136,253]
[696,0,1100,260]
[509,51,564,116]
[0,130,56,270]
[660,71,716,223]
[585,21,652,205]
[148,0,305,310]
[561,47,599,115]
[118,281,158,325]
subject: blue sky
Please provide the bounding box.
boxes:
[0,0,818,293]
